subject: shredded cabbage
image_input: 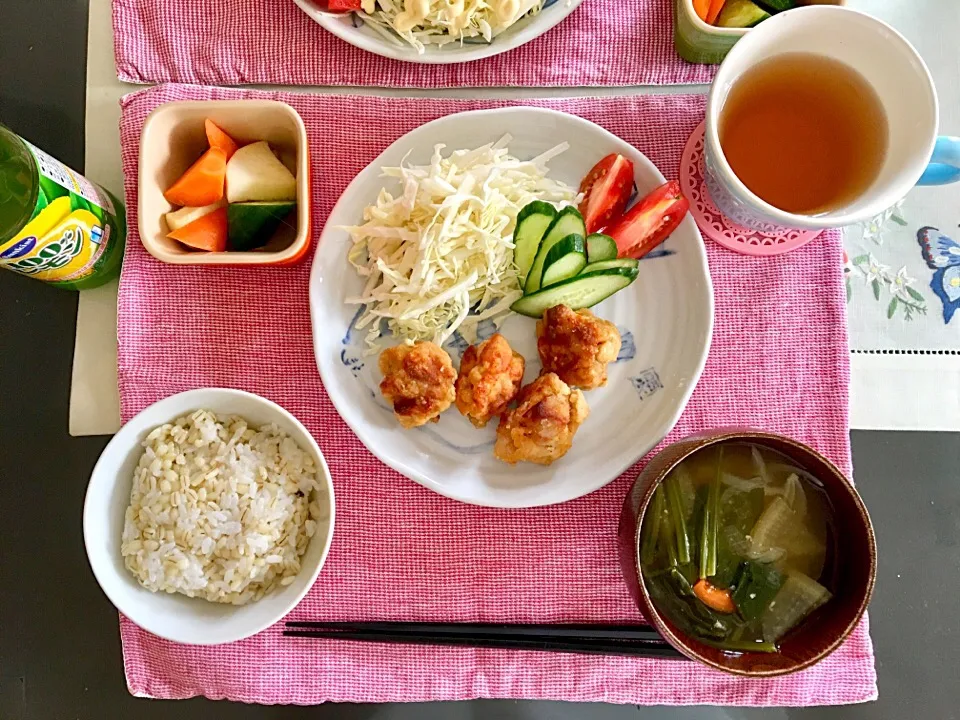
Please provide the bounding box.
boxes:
[343,135,578,354]
[359,0,545,53]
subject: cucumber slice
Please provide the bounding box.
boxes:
[717,0,771,28]
[513,201,557,284]
[227,200,296,251]
[756,0,794,11]
[524,206,586,294]
[541,234,586,287]
[580,258,639,275]
[585,233,618,262]
[511,267,639,318]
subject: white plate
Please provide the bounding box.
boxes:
[293,0,583,64]
[309,107,714,508]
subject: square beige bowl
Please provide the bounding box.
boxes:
[138,100,311,266]
[675,0,845,65]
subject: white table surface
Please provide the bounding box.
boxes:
[70,0,960,436]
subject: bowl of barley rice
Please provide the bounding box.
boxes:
[83,388,335,645]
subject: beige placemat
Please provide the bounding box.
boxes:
[70,0,124,436]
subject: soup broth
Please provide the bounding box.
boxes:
[719,52,889,216]
[640,442,834,654]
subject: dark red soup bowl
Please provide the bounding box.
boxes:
[618,428,877,677]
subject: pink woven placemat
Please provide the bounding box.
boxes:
[116,83,876,705]
[112,0,716,88]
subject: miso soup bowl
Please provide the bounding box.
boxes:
[618,428,876,676]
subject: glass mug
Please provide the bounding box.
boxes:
[704,6,960,235]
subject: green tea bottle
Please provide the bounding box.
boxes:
[0,123,126,289]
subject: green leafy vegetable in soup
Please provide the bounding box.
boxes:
[640,443,833,653]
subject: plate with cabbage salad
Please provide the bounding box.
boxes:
[309,107,714,507]
[344,137,577,352]
[293,0,581,63]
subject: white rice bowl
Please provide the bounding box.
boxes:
[84,388,336,645]
[121,410,322,605]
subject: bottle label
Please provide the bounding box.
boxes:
[0,141,120,283]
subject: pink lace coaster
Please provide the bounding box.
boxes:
[680,121,822,256]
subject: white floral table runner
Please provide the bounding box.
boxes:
[844,188,960,350]
[839,2,960,349]
[842,181,960,431]
[838,0,960,432]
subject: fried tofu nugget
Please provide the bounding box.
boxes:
[455,333,525,428]
[379,341,456,429]
[536,304,621,390]
[494,372,589,466]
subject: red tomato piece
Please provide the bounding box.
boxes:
[606,180,690,259]
[578,153,635,235]
[325,0,362,10]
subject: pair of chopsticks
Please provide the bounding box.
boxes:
[284,621,686,660]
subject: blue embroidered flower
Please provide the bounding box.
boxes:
[917,227,960,324]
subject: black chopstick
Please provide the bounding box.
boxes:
[282,622,686,660]
[285,621,662,641]
[283,629,684,659]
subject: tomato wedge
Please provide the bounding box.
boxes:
[578,153,635,234]
[324,0,362,10]
[606,180,690,259]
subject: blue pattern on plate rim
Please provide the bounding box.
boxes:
[917,226,960,324]
[340,349,364,377]
[475,318,498,342]
[342,306,365,346]
[341,306,367,375]
[446,331,470,358]
[616,327,635,363]
[641,247,675,261]
[630,367,663,401]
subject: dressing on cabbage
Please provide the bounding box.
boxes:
[359,0,545,53]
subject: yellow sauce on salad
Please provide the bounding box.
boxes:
[394,0,431,32]
[385,0,530,34]
[491,0,521,26]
